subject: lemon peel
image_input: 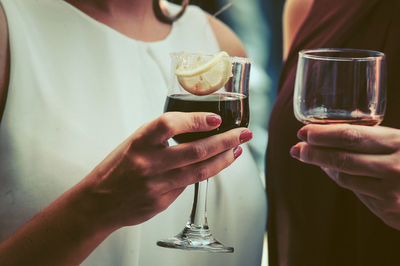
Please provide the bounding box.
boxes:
[175,51,233,96]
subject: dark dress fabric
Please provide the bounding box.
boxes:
[266,1,400,265]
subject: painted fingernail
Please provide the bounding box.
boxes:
[297,128,307,141]
[239,129,253,143]
[290,145,300,159]
[233,146,243,159]
[206,115,222,126]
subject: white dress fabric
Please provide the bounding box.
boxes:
[0,0,267,265]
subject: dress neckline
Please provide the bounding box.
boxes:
[58,0,177,45]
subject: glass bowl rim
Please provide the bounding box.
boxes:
[299,48,385,62]
[169,52,253,64]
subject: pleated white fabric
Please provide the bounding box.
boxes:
[0,0,267,265]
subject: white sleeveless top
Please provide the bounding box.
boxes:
[0,0,267,265]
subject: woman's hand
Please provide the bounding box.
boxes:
[290,124,400,230]
[84,111,252,229]
[0,112,252,266]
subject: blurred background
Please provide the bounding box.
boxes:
[170,0,285,185]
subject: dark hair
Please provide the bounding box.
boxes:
[153,0,189,24]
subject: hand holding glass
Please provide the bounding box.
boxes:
[157,53,252,252]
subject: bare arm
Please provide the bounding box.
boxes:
[282,0,314,61]
[0,111,251,265]
[206,0,313,61]
[207,14,247,58]
[0,3,9,123]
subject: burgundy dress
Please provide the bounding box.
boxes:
[266,1,400,265]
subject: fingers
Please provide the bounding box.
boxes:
[290,142,389,177]
[354,192,384,217]
[321,168,400,228]
[128,127,251,174]
[298,124,400,154]
[156,128,252,172]
[354,192,400,230]
[135,112,223,145]
[152,146,242,191]
[321,168,383,199]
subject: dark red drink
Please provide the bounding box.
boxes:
[164,93,249,143]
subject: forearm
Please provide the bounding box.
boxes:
[0,180,116,266]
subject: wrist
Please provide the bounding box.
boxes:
[67,179,120,237]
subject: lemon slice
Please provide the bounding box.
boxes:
[175,51,233,96]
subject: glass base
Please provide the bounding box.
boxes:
[157,224,234,253]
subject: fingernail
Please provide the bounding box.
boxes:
[239,129,253,143]
[233,146,243,159]
[297,128,307,141]
[290,145,300,159]
[206,115,222,126]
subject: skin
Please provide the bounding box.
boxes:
[0,0,251,264]
[283,0,314,60]
[290,124,400,230]
[284,0,400,232]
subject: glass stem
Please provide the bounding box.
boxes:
[189,180,209,228]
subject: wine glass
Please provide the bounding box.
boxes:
[294,48,386,126]
[156,53,252,252]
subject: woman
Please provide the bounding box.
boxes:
[266,0,400,265]
[0,0,266,265]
